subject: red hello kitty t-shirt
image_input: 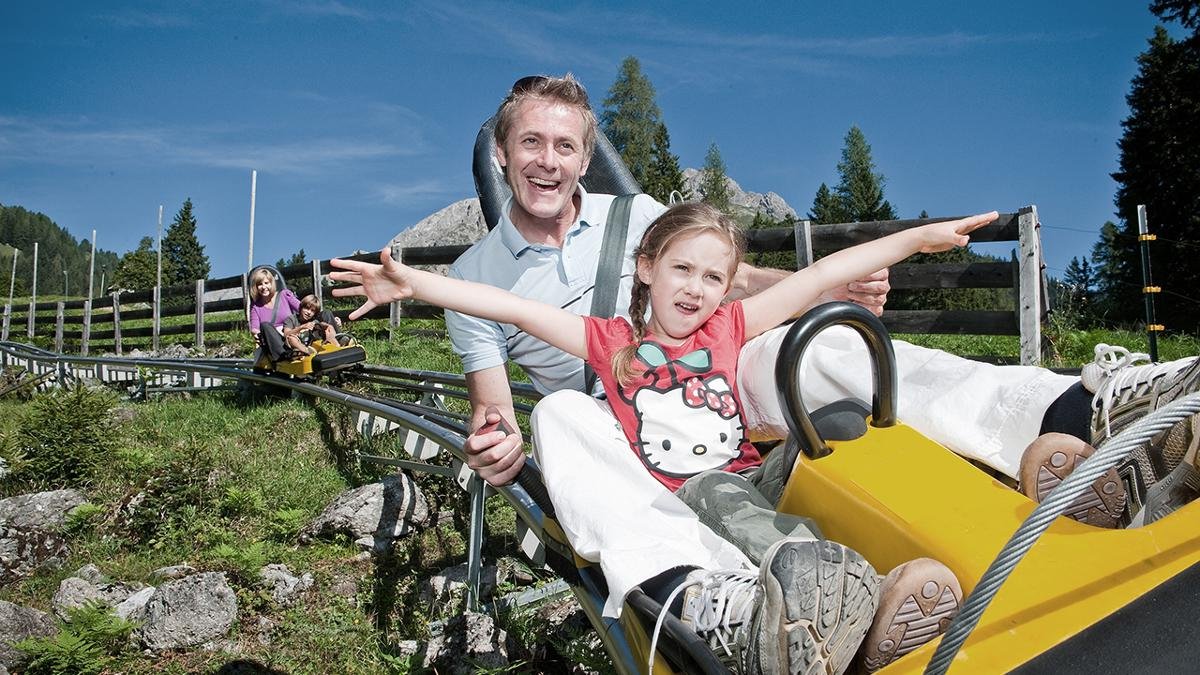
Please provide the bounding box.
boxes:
[584,301,762,491]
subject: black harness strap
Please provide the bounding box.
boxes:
[584,194,636,394]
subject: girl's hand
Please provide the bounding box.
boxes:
[329,248,415,320]
[917,211,999,253]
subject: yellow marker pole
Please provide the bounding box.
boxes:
[1137,205,1160,361]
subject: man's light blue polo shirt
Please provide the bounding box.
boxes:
[446,187,666,395]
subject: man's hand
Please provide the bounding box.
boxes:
[466,407,526,486]
[816,268,890,317]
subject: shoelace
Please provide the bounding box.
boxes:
[1090,343,1152,378]
[648,569,758,675]
[1093,357,1192,439]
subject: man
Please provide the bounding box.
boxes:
[445,74,1199,672]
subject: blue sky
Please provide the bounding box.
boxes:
[0,1,1182,281]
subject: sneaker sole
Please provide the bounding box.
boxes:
[1021,433,1127,528]
[754,539,879,675]
[858,558,962,672]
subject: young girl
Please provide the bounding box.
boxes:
[330,203,994,489]
[248,267,301,361]
[282,294,340,356]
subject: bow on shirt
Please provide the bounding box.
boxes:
[683,376,738,419]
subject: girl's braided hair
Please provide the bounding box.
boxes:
[610,202,746,386]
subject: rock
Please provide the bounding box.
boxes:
[135,572,238,651]
[74,563,107,584]
[422,612,508,674]
[52,574,147,619]
[421,563,497,607]
[1,490,89,586]
[0,600,56,671]
[390,198,488,249]
[330,578,358,599]
[110,407,137,424]
[259,564,313,606]
[300,473,430,551]
[682,168,799,222]
[0,490,89,531]
[115,587,155,621]
[150,564,198,581]
[0,526,68,587]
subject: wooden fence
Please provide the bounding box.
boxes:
[0,206,1046,363]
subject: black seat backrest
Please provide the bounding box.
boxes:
[472,113,642,230]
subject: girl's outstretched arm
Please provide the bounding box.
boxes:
[741,211,998,339]
[330,249,587,359]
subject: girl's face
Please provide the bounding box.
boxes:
[635,231,735,346]
[255,276,275,300]
[299,306,316,322]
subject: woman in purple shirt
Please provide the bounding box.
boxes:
[249,267,300,360]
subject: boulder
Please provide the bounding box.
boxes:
[51,574,147,619]
[420,562,497,608]
[300,473,429,551]
[0,600,56,671]
[259,564,313,606]
[0,489,88,587]
[135,572,238,651]
[422,612,508,674]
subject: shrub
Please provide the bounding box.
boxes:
[12,385,117,487]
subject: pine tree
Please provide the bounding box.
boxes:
[1109,22,1200,331]
[1090,220,1138,324]
[699,143,732,213]
[113,237,159,291]
[161,198,210,285]
[644,123,689,203]
[808,183,848,224]
[275,249,307,270]
[834,126,897,222]
[601,56,661,189]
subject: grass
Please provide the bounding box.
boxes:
[0,333,589,673]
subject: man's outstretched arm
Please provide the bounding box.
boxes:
[728,262,890,317]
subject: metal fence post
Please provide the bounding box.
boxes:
[27,299,35,339]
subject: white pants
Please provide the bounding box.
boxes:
[531,326,1077,617]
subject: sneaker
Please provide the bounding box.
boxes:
[857,558,962,673]
[749,539,879,675]
[1017,433,1126,528]
[1089,352,1200,518]
[1080,343,1151,394]
[672,569,759,672]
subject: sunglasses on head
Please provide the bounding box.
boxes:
[511,75,548,94]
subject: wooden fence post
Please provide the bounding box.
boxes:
[112,291,122,356]
[388,243,402,340]
[27,299,35,339]
[1017,205,1042,367]
[152,286,161,352]
[1,305,9,341]
[195,279,205,349]
[54,302,64,353]
[794,219,814,270]
[81,300,92,356]
[311,259,323,305]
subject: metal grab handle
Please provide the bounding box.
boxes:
[773,302,899,459]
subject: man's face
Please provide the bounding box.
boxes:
[496,99,591,230]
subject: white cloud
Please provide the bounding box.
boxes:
[95,9,191,28]
[373,180,451,205]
